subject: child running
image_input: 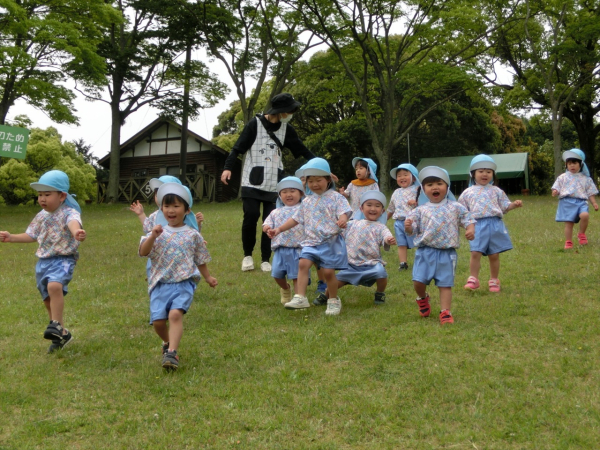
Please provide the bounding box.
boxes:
[268,158,352,316]
[339,157,379,215]
[458,155,522,292]
[405,166,475,324]
[321,191,396,305]
[387,163,420,271]
[139,183,217,370]
[551,149,599,249]
[0,170,86,353]
[262,177,306,305]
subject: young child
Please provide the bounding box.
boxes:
[0,170,86,353]
[262,177,306,305]
[267,158,352,316]
[139,182,217,370]
[405,166,475,325]
[387,163,420,271]
[458,155,523,292]
[339,157,379,215]
[551,149,599,249]
[321,191,396,305]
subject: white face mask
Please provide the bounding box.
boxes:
[279,113,293,123]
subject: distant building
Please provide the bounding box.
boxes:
[97,117,240,203]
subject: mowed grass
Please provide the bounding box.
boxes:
[1,196,599,449]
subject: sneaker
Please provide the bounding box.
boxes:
[162,350,179,370]
[464,276,480,290]
[241,256,254,271]
[280,286,292,305]
[316,280,327,294]
[439,309,454,325]
[43,320,64,341]
[398,262,409,271]
[161,342,170,355]
[374,292,386,304]
[284,294,310,309]
[325,297,342,316]
[489,278,501,293]
[564,240,573,249]
[47,330,72,353]
[577,233,588,245]
[313,292,327,306]
[416,294,431,317]
[260,261,272,272]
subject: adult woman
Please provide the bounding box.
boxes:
[221,93,316,272]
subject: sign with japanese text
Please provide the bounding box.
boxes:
[0,124,29,160]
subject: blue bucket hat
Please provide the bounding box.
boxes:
[276,176,305,208]
[352,191,388,224]
[149,175,182,191]
[418,166,456,204]
[302,157,331,177]
[30,170,81,213]
[390,163,419,185]
[155,182,198,230]
[351,157,378,183]
[562,149,590,177]
[294,164,313,195]
[469,155,497,186]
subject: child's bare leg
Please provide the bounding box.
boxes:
[397,246,408,263]
[296,259,313,296]
[322,268,339,298]
[564,222,574,241]
[413,281,428,298]
[274,277,290,290]
[167,309,184,351]
[316,267,325,283]
[153,319,169,343]
[439,287,452,311]
[488,253,500,279]
[291,279,298,294]
[46,282,66,333]
[579,212,590,234]
[376,278,387,292]
[324,280,347,297]
[469,252,482,278]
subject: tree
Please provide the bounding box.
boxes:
[0,0,116,124]
[292,0,514,192]
[0,127,96,205]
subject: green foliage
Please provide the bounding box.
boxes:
[528,140,556,195]
[0,127,96,205]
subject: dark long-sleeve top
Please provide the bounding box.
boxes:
[223,115,316,172]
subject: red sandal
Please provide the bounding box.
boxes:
[564,240,573,249]
[577,233,588,245]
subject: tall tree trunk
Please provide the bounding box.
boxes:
[551,107,563,178]
[107,102,122,203]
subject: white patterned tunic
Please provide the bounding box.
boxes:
[458,185,512,219]
[26,204,82,260]
[263,204,304,250]
[388,185,419,219]
[551,172,599,200]
[344,182,380,215]
[343,220,393,266]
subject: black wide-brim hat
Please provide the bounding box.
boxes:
[265,93,302,115]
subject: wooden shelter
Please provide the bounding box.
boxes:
[97,118,240,203]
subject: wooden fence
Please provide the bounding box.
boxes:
[97,171,216,204]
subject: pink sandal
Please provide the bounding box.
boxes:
[464,276,480,290]
[577,233,588,245]
[488,278,501,293]
[564,240,573,249]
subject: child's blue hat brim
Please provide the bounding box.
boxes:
[295,164,307,178]
[390,164,419,182]
[302,157,331,177]
[562,149,585,162]
[277,176,304,194]
[157,182,193,210]
[360,190,387,208]
[30,170,70,192]
[149,176,182,191]
[352,157,378,183]
[470,155,497,172]
[418,166,450,186]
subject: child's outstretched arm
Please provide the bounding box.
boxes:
[68,220,87,242]
[195,211,204,223]
[506,200,523,212]
[404,218,414,235]
[130,200,147,225]
[267,218,298,238]
[336,213,350,228]
[198,264,217,288]
[465,223,475,240]
[551,189,559,197]
[139,225,163,256]
[0,231,35,243]
[589,195,599,211]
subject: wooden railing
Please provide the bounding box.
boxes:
[97,171,216,203]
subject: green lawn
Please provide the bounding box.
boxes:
[1,196,599,449]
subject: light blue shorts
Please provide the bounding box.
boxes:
[469,217,512,256]
[556,197,588,223]
[412,246,457,288]
[394,219,415,248]
[35,256,77,300]
[336,263,387,287]
[271,246,302,280]
[300,235,348,270]
[149,280,196,324]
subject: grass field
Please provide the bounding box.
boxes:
[1,196,599,449]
